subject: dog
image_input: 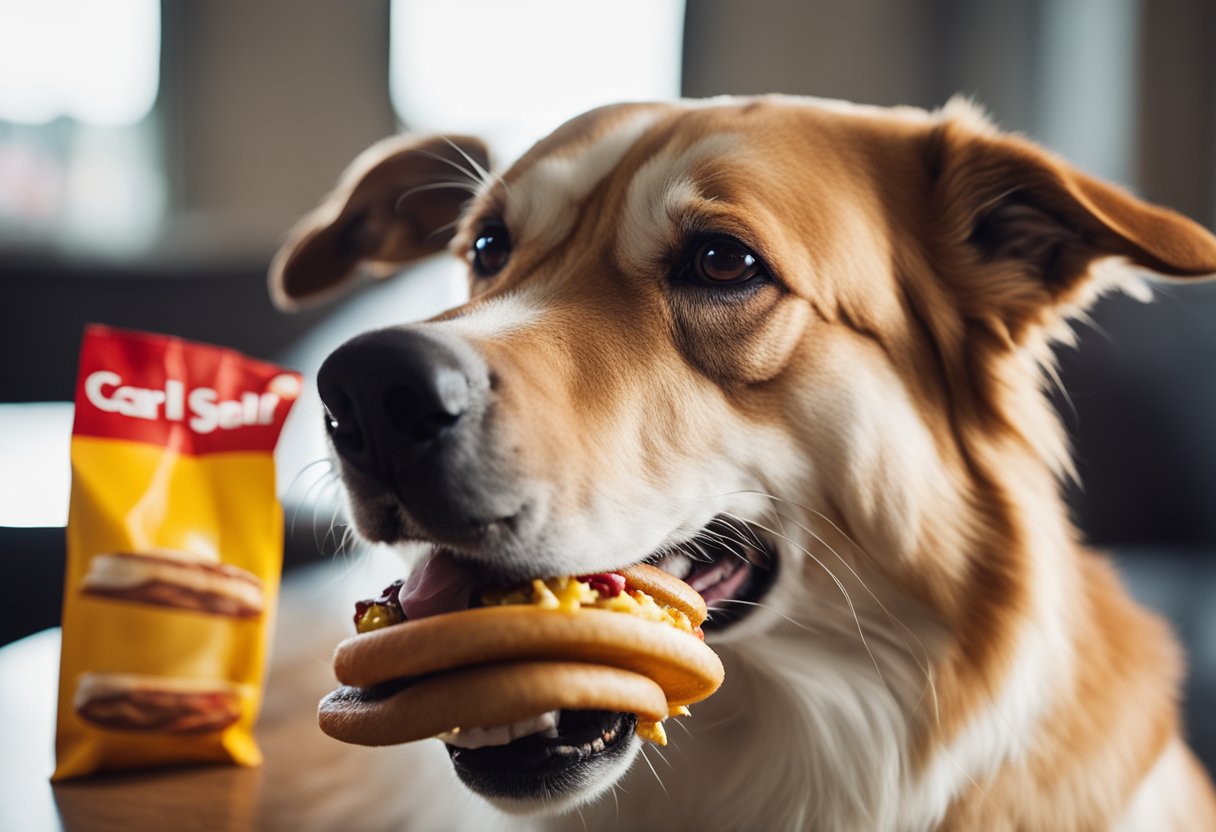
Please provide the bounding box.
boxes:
[269,96,1216,830]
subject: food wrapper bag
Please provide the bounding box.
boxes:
[54,325,301,779]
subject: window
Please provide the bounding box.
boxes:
[390,0,685,161]
[0,0,163,255]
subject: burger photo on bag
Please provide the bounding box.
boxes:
[73,672,247,734]
[79,547,265,619]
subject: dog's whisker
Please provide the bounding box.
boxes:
[324,489,354,559]
[284,457,334,506]
[317,537,379,595]
[318,516,335,555]
[760,505,931,654]
[729,514,890,693]
[335,522,358,560]
[636,745,669,798]
[648,542,678,567]
[402,179,482,199]
[685,538,718,565]
[289,466,338,535]
[708,512,756,547]
[779,515,940,708]
[439,135,503,193]
[718,513,768,552]
[713,598,826,636]
[676,708,743,734]
[318,481,341,552]
[415,142,512,203]
[411,147,486,188]
[730,493,947,730]
[285,464,335,530]
[310,477,331,554]
[663,727,690,766]
[735,495,982,773]
[695,530,756,566]
[714,497,976,796]
[757,511,939,714]
[394,180,481,216]
[424,215,465,244]
[691,524,752,558]
[319,480,351,562]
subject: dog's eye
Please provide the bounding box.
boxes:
[471,222,512,278]
[690,237,763,285]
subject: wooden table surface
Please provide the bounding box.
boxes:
[0,555,445,832]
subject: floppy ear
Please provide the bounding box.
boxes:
[269,134,490,310]
[930,102,1216,342]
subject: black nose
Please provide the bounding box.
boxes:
[316,327,488,485]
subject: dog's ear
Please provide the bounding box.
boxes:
[269,134,489,310]
[930,101,1216,341]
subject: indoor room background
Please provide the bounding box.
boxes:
[3,0,1215,767]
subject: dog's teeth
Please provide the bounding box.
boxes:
[439,710,561,749]
[656,552,693,580]
[510,710,557,740]
[688,561,730,592]
[439,725,511,749]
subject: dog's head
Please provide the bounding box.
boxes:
[272,97,1216,816]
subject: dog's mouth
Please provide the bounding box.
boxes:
[650,516,778,633]
[418,515,777,804]
[444,709,637,803]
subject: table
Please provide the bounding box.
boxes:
[0,554,446,832]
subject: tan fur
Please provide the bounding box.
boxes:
[274,96,1216,829]
[941,554,1184,830]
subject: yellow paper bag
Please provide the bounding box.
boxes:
[54,325,300,779]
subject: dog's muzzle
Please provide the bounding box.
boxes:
[317,326,520,539]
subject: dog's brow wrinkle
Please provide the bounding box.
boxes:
[615,132,748,277]
[506,108,664,251]
[832,303,895,359]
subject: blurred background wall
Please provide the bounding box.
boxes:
[3,0,1215,758]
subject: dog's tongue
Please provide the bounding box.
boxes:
[397,550,481,620]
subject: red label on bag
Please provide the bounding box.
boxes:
[72,325,301,455]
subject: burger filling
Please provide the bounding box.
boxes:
[478,573,701,638]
